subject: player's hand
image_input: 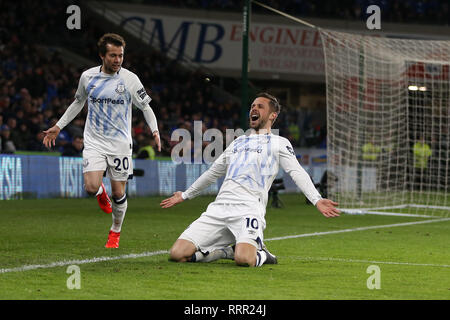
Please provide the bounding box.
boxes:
[160,191,184,208]
[42,125,61,149]
[153,130,161,152]
[316,199,340,218]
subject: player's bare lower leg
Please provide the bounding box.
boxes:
[83,171,104,195]
[83,170,106,200]
[84,171,112,213]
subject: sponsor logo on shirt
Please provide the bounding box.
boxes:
[233,146,263,154]
[90,96,125,104]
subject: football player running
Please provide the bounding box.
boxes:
[43,33,160,248]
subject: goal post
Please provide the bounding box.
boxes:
[248,1,449,217]
[320,29,450,217]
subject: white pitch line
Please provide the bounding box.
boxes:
[290,256,450,268]
[265,217,450,241]
[1,217,449,274]
[0,250,168,274]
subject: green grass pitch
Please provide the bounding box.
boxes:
[1,194,449,300]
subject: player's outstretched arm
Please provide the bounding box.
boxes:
[43,94,86,149]
[316,199,340,218]
[43,125,61,149]
[160,191,184,208]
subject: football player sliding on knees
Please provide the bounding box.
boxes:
[160,93,340,267]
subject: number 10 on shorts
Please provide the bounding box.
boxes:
[245,217,259,229]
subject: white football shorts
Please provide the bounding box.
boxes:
[178,202,266,253]
[82,148,133,181]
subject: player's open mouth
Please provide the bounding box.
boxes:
[251,114,259,121]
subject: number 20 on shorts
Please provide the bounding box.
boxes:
[113,157,129,171]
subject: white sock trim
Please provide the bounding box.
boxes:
[95,185,103,196]
[256,250,267,267]
[113,194,127,204]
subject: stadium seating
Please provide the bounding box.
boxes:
[1,0,448,157]
[113,0,450,25]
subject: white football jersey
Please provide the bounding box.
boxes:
[74,66,151,155]
[183,133,323,219]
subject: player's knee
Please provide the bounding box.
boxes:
[234,243,257,267]
[112,191,125,200]
[169,241,196,262]
[84,182,100,195]
[169,247,188,262]
[234,252,255,267]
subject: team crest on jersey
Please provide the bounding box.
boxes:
[115,84,126,94]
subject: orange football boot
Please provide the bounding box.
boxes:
[96,183,112,214]
[105,230,120,248]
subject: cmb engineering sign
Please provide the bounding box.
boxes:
[92,4,448,79]
[93,8,325,77]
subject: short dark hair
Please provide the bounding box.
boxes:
[98,33,126,56]
[256,92,281,114]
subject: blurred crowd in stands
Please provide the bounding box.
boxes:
[129,0,450,25]
[6,0,444,157]
[0,0,327,158]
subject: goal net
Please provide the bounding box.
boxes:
[320,29,450,218]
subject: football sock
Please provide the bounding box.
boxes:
[191,249,225,263]
[111,194,127,233]
[95,185,103,196]
[191,247,234,263]
[255,250,267,267]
